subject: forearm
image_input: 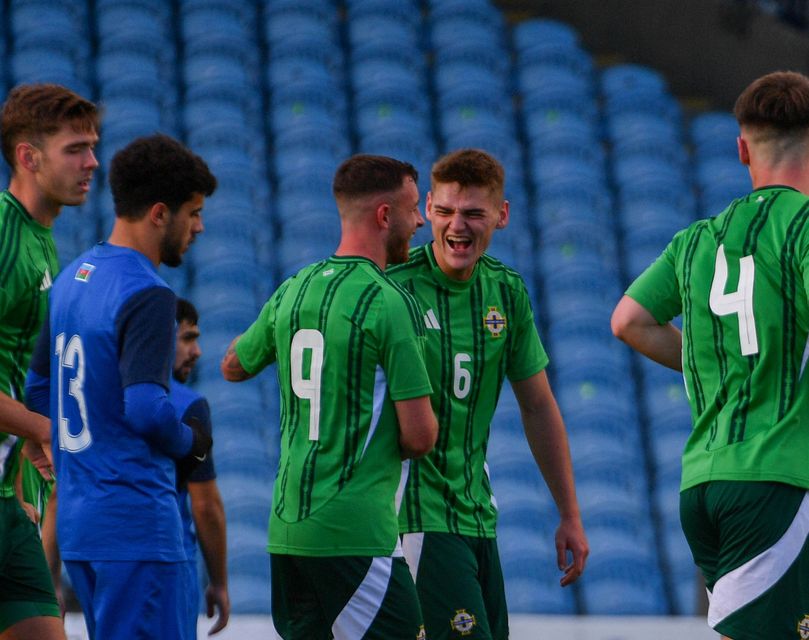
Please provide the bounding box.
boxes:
[123,383,193,458]
[522,403,581,521]
[0,391,50,443]
[611,295,683,371]
[43,490,61,590]
[192,489,228,589]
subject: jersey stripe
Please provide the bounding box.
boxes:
[339,283,381,489]
[0,208,22,288]
[728,195,773,443]
[778,200,809,420]
[463,277,486,537]
[682,222,708,416]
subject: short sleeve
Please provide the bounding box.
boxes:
[377,289,432,402]
[506,281,549,382]
[116,286,176,389]
[234,292,279,376]
[626,238,682,324]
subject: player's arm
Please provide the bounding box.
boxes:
[221,337,253,382]
[611,295,682,371]
[512,370,589,587]
[394,395,438,459]
[118,287,210,460]
[189,479,229,634]
[42,487,65,617]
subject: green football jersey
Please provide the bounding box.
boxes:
[0,191,58,497]
[236,255,432,556]
[627,186,809,491]
[388,244,548,538]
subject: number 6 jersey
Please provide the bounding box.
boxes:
[388,243,548,538]
[236,256,432,557]
[626,186,809,491]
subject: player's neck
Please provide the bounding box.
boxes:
[334,229,386,270]
[7,177,60,227]
[107,219,161,267]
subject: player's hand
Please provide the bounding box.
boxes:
[205,583,230,635]
[555,515,589,587]
[21,500,40,524]
[176,416,213,490]
[22,438,54,481]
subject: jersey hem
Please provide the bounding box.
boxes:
[267,544,397,556]
[681,474,809,492]
[398,525,497,539]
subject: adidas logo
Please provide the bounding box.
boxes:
[39,268,52,291]
[423,308,441,330]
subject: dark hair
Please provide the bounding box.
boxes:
[734,71,809,132]
[431,149,505,200]
[1,83,99,170]
[332,154,417,200]
[176,298,199,325]
[109,134,217,220]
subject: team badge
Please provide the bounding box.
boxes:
[450,609,477,636]
[798,614,809,639]
[483,306,507,338]
[74,262,96,283]
[416,625,426,640]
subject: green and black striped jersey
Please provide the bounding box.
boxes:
[236,255,432,556]
[627,186,809,491]
[389,244,548,538]
[0,190,58,497]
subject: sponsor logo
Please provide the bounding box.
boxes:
[423,308,441,330]
[74,262,96,283]
[39,268,53,291]
[450,609,476,636]
[483,306,506,337]
[798,614,809,639]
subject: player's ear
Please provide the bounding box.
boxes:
[17,142,39,173]
[425,191,433,220]
[737,136,750,166]
[376,202,390,229]
[148,202,170,227]
[496,200,510,229]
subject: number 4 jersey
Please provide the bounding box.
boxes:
[626,186,809,492]
[388,243,548,538]
[235,256,432,557]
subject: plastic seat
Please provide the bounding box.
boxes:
[266,11,335,48]
[434,60,507,95]
[691,111,739,159]
[229,575,271,614]
[513,18,580,53]
[505,576,576,614]
[427,0,500,24]
[602,63,667,99]
[492,480,555,531]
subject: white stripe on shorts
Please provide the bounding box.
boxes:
[401,532,425,583]
[708,490,809,628]
[332,557,392,640]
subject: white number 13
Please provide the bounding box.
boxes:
[709,244,759,356]
[55,332,92,452]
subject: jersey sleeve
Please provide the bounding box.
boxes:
[185,397,215,483]
[234,289,281,375]
[625,236,683,324]
[376,289,433,402]
[116,286,176,390]
[507,279,549,382]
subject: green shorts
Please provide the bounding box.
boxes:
[271,553,425,640]
[680,481,809,640]
[401,532,508,640]
[0,496,60,631]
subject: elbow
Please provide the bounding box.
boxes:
[610,308,632,343]
[401,419,438,459]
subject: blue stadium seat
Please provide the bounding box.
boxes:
[229,575,271,614]
[513,18,579,53]
[691,111,739,159]
[265,10,335,49]
[345,0,420,23]
[434,61,507,96]
[493,480,556,531]
[427,0,500,23]
[265,0,335,22]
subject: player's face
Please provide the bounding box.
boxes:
[385,176,423,265]
[160,193,205,267]
[30,123,99,208]
[427,181,509,281]
[173,320,201,383]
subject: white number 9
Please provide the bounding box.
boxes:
[291,329,324,441]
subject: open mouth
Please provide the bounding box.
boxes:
[447,236,472,251]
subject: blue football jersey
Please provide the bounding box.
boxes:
[169,378,215,560]
[48,243,186,562]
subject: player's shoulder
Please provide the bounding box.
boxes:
[478,253,529,291]
[387,244,431,282]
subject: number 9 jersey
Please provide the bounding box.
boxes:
[626,186,809,492]
[235,255,433,557]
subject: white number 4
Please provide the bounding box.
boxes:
[709,244,758,356]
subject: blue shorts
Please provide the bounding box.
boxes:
[183,559,200,640]
[65,560,186,640]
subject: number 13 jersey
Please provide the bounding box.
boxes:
[626,186,809,491]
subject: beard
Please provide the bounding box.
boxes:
[160,220,185,267]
